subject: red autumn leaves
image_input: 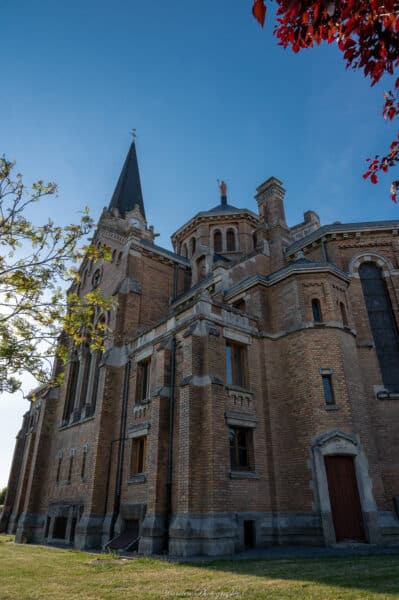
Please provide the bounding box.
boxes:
[252,0,399,202]
[252,0,267,27]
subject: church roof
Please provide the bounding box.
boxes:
[108,142,146,220]
[286,219,399,255]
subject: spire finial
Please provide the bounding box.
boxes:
[131,128,137,141]
[217,179,227,207]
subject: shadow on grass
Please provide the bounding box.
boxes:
[182,554,399,597]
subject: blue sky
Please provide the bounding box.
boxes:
[0,0,398,487]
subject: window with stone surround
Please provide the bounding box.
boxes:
[312,298,322,323]
[229,427,253,471]
[322,374,335,405]
[213,230,222,253]
[225,340,247,388]
[130,436,147,475]
[226,229,236,251]
[135,357,151,404]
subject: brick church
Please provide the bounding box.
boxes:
[1,142,399,556]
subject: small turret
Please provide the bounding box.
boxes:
[255,176,290,271]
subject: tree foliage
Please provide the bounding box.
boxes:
[0,487,6,504]
[252,0,399,201]
[0,156,114,394]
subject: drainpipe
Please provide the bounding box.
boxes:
[109,358,131,541]
[165,336,176,551]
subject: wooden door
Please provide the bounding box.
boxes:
[325,455,365,542]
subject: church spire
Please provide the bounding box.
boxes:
[108,141,146,220]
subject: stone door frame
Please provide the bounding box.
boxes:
[311,430,380,545]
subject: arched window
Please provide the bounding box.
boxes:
[78,344,92,411]
[89,350,102,416]
[182,243,188,259]
[190,237,196,257]
[63,352,80,424]
[339,302,348,327]
[359,262,399,391]
[312,299,322,323]
[197,256,206,281]
[226,229,236,251]
[214,230,222,253]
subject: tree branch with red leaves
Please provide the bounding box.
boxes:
[251,0,399,201]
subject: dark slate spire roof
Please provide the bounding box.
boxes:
[108,142,146,220]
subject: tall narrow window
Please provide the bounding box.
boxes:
[79,345,92,411]
[312,299,322,323]
[56,456,62,483]
[359,262,399,391]
[340,302,348,327]
[67,454,74,483]
[182,243,188,258]
[226,229,236,251]
[197,256,206,281]
[86,347,103,417]
[131,436,147,475]
[226,341,246,388]
[229,427,253,471]
[136,358,151,403]
[190,237,196,257]
[322,374,335,405]
[63,353,79,424]
[81,446,88,479]
[253,232,258,250]
[214,230,222,253]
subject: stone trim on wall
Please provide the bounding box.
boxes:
[225,410,257,428]
[348,251,397,278]
[128,423,151,438]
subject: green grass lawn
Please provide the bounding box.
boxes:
[1,535,399,599]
